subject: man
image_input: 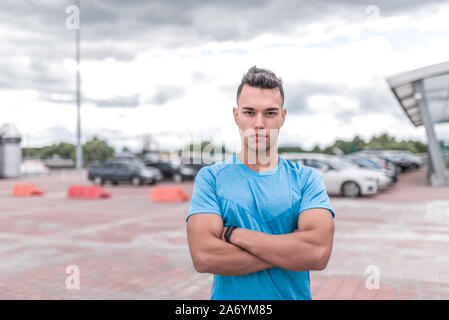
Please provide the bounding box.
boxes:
[186,66,335,300]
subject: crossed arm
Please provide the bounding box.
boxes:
[186,208,334,276]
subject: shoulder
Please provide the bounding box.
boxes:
[281,157,323,185]
[281,157,318,177]
[195,156,238,181]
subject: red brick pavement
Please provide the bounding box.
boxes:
[0,167,448,299]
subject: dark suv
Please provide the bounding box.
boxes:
[144,161,196,182]
[88,161,159,186]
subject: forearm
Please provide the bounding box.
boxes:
[194,237,274,276]
[231,228,328,271]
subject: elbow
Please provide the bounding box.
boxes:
[314,260,328,271]
[313,247,331,271]
[287,247,330,272]
[192,252,210,274]
[310,248,330,271]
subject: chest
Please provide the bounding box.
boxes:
[216,174,302,229]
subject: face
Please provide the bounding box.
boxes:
[233,84,286,154]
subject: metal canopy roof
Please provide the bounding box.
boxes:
[387,61,449,127]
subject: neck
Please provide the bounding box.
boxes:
[238,148,279,172]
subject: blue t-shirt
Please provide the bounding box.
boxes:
[186,155,335,300]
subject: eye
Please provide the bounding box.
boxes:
[243,111,254,115]
[266,112,277,116]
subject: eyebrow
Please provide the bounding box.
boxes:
[241,106,280,111]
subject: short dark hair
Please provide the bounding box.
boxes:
[236,66,284,106]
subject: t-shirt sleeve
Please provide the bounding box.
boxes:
[186,167,222,222]
[299,167,335,218]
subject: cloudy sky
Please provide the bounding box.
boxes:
[1,0,449,152]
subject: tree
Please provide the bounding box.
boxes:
[278,146,305,153]
[83,137,115,163]
[180,141,227,154]
[23,143,76,160]
[277,132,427,155]
[352,135,366,152]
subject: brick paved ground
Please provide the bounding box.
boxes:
[0,166,448,299]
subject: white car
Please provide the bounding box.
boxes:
[20,160,50,176]
[331,156,393,190]
[282,153,379,197]
[343,155,397,185]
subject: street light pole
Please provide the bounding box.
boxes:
[75,0,83,170]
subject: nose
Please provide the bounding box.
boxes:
[254,113,265,129]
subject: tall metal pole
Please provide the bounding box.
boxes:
[75,0,83,169]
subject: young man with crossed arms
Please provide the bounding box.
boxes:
[186,66,335,300]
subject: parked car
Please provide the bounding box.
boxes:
[20,160,50,176]
[88,161,160,186]
[144,166,164,182]
[351,149,422,172]
[144,161,196,182]
[332,156,393,190]
[383,150,423,171]
[182,163,207,175]
[360,155,400,176]
[343,155,398,183]
[282,153,380,197]
[180,157,211,175]
[122,158,163,182]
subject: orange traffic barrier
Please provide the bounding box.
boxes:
[150,186,190,202]
[67,185,111,199]
[13,183,44,196]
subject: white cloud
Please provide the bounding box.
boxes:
[1,2,448,152]
[307,94,359,114]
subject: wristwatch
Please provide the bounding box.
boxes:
[224,225,237,244]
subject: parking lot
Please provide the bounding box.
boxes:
[1,166,449,299]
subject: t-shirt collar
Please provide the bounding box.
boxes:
[235,154,281,176]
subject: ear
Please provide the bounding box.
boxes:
[280,108,287,127]
[233,106,239,125]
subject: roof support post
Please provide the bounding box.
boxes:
[415,79,448,186]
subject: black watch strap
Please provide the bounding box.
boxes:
[224,226,237,244]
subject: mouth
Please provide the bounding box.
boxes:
[250,134,267,141]
[251,134,267,137]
